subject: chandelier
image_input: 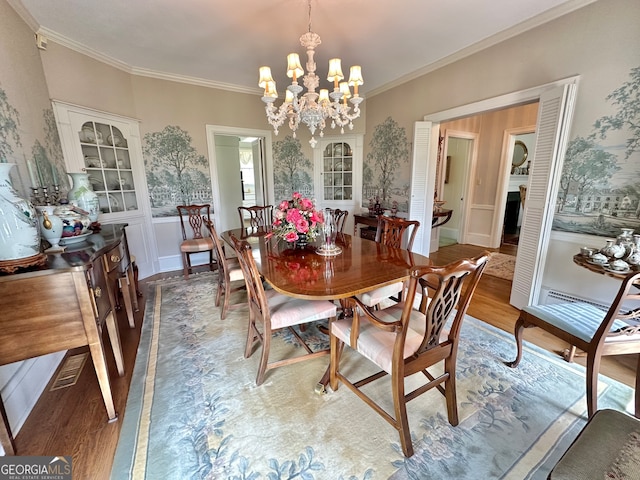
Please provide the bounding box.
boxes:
[258,0,364,148]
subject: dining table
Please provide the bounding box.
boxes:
[222,227,430,301]
[221,227,432,391]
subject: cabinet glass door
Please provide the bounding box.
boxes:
[79,121,138,214]
[323,142,353,201]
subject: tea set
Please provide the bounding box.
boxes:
[580,228,640,274]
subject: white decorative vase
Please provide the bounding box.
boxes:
[0,163,40,261]
[36,205,64,251]
[67,172,100,222]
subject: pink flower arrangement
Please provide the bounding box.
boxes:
[266,192,324,243]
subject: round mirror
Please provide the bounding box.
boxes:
[512,140,528,167]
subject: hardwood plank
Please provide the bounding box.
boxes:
[10,254,636,478]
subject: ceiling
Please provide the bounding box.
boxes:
[10,0,593,97]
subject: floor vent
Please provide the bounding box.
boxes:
[544,290,609,311]
[50,352,88,391]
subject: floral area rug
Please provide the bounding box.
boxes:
[484,252,516,281]
[111,273,633,479]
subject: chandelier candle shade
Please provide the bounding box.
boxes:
[258,0,363,148]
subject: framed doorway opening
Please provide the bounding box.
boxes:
[410,75,579,308]
[206,125,274,233]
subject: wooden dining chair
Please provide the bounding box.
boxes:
[204,219,246,320]
[506,270,640,418]
[229,233,337,385]
[374,216,420,250]
[358,216,420,309]
[329,252,490,457]
[328,208,349,234]
[177,204,216,280]
[237,205,273,229]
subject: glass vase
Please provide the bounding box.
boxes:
[0,163,41,261]
[322,208,337,249]
[67,172,100,222]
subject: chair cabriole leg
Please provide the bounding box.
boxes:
[505,315,528,368]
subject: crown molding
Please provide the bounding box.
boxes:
[35,29,262,96]
[366,0,596,98]
[38,27,133,73]
[9,0,595,99]
[130,66,260,95]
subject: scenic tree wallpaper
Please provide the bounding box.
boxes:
[272,135,313,202]
[143,125,212,217]
[553,66,640,237]
[0,86,65,195]
[363,116,411,212]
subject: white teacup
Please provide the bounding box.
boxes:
[610,259,629,271]
[590,253,608,264]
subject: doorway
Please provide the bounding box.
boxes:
[206,126,274,233]
[410,77,579,308]
[437,131,476,248]
[500,131,536,248]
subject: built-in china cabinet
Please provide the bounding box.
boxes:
[52,101,156,278]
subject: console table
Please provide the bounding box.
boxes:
[432,208,453,228]
[354,210,454,239]
[0,224,130,455]
[353,214,379,240]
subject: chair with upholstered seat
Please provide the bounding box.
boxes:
[548,409,640,479]
[177,204,216,280]
[506,271,640,418]
[230,233,337,385]
[358,216,420,308]
[238,205,273,229]
[204,219,246,320]
[330,252,490,457]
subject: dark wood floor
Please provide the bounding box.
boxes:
[9,244,636,479]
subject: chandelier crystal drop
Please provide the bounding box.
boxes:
[258,0,363,148]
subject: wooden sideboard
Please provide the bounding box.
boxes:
[0,224,131,455]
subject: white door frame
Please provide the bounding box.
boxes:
[205,125,274,231]
[441,130,477,245]
[412,75,580,306]
[492,126,537,247]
